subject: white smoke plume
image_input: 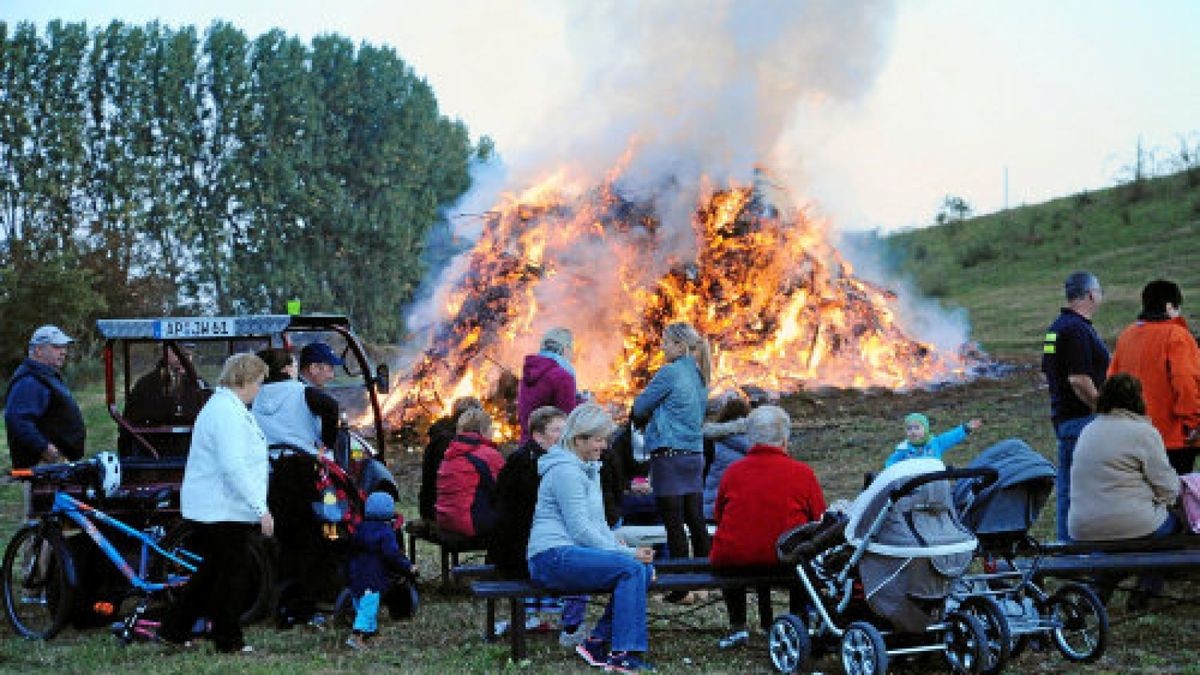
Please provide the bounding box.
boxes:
[409,0,899,333]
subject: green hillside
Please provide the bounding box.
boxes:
[886,171,1200,357]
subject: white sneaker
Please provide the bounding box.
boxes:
[559,626,587,647]
[493,620,510,637]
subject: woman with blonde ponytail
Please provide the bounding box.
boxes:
[631,322,711,601]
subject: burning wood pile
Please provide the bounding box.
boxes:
[386,170,971,436]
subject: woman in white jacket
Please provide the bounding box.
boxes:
[160,353,273,653]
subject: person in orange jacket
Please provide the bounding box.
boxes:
[1109,279,1200,474]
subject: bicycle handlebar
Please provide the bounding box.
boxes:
[8,459,99,486]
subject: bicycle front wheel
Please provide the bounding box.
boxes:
[2,524,76,640]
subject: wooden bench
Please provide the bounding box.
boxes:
[1019,535,1200,580]
[467,560,802,662]
[403,519,489,586]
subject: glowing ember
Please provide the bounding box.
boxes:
[386,167,968,433]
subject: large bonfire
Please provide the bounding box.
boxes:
[384,164,971,435]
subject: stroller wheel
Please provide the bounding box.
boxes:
[957,596,1011,674]
[767,613,810,673]
[840,621,888,675]
[943,611,988,674]
[1047,583,1108,662]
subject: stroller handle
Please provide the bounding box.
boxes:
[888,466,999,503]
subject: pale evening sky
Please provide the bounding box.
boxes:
[3,0,1197,232]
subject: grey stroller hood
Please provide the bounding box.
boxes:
[847,458,977,632]
[952,439,1055,536]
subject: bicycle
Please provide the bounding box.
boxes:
[2,452,200,641]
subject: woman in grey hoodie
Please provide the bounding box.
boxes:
[527,404,658,673]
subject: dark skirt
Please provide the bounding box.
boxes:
[649,451,704,497]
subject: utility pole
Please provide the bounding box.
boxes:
[1003,166,1009,211]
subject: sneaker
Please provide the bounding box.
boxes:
[576,638,608,668]
[307,613,329,630]
[605,651,656,673]
[559,625,587,647]
[345,634,369,650]
[493,620,510,637]
[717,629,749,650]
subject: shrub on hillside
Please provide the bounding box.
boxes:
[958,242,999,268]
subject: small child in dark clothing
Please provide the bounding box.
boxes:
[346,491,416,649]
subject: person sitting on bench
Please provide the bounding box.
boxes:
[527,404,657,673]
[435,407,504,539]
[1070,373,1183,609]
[709,405,826,650]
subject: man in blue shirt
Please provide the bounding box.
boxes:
[1041,272,1109,541]
[5,325,86,469]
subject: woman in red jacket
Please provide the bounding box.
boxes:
[435,408,504,538]
[709,405,826,649]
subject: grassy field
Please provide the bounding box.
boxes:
[0,171,1198,672]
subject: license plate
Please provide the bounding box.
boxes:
[154,317,236,339]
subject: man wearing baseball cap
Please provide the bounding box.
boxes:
[4,325,86,469]
[298,342,343,390]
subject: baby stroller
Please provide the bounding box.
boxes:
[770,459,997,674]
[268,445,366,627]
[948,439,1109,673]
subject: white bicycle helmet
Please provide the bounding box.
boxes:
[95,451,122,497]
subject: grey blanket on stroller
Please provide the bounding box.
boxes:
[848,459,977,632]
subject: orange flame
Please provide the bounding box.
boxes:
[387,166,968,436]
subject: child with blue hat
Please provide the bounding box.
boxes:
[346,491,416,649]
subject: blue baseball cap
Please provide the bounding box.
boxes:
[299,342,343,367]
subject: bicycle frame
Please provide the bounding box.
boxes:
[46,491,199,594]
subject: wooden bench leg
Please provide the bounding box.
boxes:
[407,531,417,565]
[441,546,451,587]
[510,595,527,662]
[485,598,496,642]
[756,584,773,630]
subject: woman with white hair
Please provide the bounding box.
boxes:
[159,352,273,654]
[709,405,826,649]
[631,322,711,595]
[517,327,579,442]
[527,404,657,673]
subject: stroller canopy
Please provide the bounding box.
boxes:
[952,439,1055,536]
[847,458,978,632]
[847,458,978,558]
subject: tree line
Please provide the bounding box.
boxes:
[0,20,487,368]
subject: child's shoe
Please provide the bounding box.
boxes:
[717,629,749,650]
[605,651,656,673]
[345,633,369,650]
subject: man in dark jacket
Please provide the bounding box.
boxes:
[5,325,85,469]
[489,406,567,576]
[120,343,208,457]
[1041,271,1109,541]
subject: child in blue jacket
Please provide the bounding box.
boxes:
[346,491,416,649]
[885,412,983,468]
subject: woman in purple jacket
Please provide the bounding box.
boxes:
[517,328,579,442]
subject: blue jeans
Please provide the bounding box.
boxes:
[529,546,653,652]
[1055,415,1094,541]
